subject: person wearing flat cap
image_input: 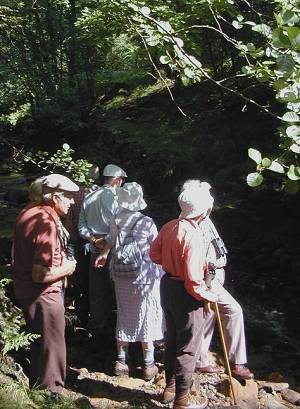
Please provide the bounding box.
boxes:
[12,173,79,395]
[78,163,127,341]
[150,183,217,409]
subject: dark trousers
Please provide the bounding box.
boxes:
[89,252,114,329]
[18,291,66,394]
[73,238,90,324]
[160,274,204,395]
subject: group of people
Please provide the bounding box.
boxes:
[12,164,253,409]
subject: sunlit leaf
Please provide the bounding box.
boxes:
[247,172,263,187]
[287,164,300,180]
[282,111,300,122]
[248,148,262,164]
[268,161,285,173]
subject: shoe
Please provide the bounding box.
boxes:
[195,365,220,374]
[173,391,208,409]
[143,363,158,381]
[162,380,176,403]
[231,364,254,380]
[114,360,129,376]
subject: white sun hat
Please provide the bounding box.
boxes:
[103,164,127,178]
[117,182,147,212]
[178,182,214,218]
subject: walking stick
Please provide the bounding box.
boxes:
[214,302,237,405]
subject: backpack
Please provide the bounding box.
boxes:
[112,216,145,278]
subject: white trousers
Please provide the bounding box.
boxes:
[196,269,248,367]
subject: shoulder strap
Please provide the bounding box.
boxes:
[130,215,145,232]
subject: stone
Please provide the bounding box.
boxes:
[116,377,145,389]
[217,378,258,409]
[259,394,290,409]
[281,389,300,405]
[74,397,95,409]
[256,381,289,393]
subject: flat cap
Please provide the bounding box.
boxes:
[42,174,79,192]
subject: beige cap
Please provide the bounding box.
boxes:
[42,174,79,192]
[103,164,127,178]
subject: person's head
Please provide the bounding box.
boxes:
[178,180,214,221]
[102,164,127,188]
[29,174,79,216]
[117,182,147,212]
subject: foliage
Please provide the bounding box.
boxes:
[0,381,81,409]
[22,144,95,185]
[99,0,300,192]
[0,279,39,356]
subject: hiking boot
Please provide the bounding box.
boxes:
[114,360,129,376]
[231,364,254,380]
[143,363,158,381]
[173,391,208,409]
[162,380,176,403]
[195,364,220,374]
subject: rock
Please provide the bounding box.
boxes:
[281,389,300,405]
[217,407,242,409]
[259,394,291,409]
[116,377,145,389]
[74,397,95,409]
[217,378,258,409]
[256,381,289,392]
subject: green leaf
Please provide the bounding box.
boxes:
[262,157,272,167]
[276,54,295,75]
[181,76,190,86]
[287,165,300,180]
[282,111,300,122]
[140,6,150,16]
[281,10,300,26]
[159,55,171,64]
[248,148,262,164]
[252,24,272,37]
[232,20,243,29]
[247,172,263,187]
[284,180,299,193]
[290,143,300,153]
[268,161,285,173]
[286,125,300,138]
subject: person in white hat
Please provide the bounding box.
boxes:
[180,180,253,381]
[95,182,164,381]
[12,174,79,395]
[150,183,217,409]
[78,163,127,342]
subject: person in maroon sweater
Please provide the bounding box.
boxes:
[13,174,78,395]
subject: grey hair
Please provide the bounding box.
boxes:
[28,177,57,204]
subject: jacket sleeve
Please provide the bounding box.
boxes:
[149,229,163,265]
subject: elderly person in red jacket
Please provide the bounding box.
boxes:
[13,174,78,395]
[150,183,217,409]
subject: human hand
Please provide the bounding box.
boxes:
[94,253,108,268]
[204,301,212,317]
[63,258,77,276]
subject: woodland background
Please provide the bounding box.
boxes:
[0,1,300,408]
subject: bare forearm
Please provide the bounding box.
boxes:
[32,261,75,284]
